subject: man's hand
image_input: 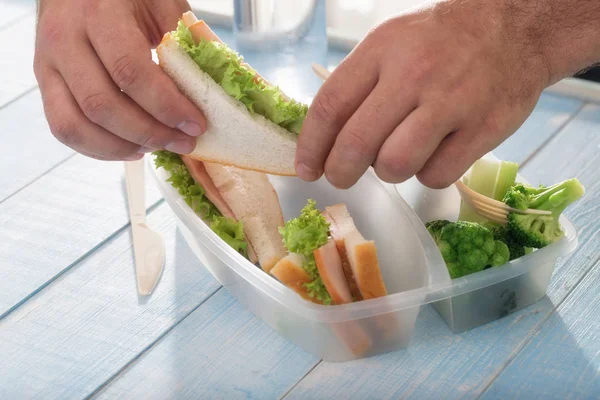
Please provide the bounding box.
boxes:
[295,0,598,189]
[34,0,205,161]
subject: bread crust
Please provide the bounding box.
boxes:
[156,33,298,176]
[270,254,323,304]
[350,241,387,300]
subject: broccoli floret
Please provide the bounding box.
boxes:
[503,179,585,248]
[425,220,451,242]
[426,220,510,279]
[490,240,510,266]
[483,223,526,261]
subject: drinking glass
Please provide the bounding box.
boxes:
[233,0,328,103]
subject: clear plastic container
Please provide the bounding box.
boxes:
[396,153,579,333]
[148,153,578,361]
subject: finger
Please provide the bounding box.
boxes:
[38,67,142,161]
[373,104,459,184]
[415,125,503,189]
[87,8,207,136]
[54,38,196,154]
[322,83,417,189]
[149,0,192,34]
[295,41,380,181]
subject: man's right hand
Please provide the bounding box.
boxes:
[34,0,206,161]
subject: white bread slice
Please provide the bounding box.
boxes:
[181,155,258,264]
[203,162,287,272]
[325,204,387,300]
[270,253,323,304]
[156,33,298,176]
[313,239,352,305]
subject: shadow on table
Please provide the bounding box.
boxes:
[325,295,596,399]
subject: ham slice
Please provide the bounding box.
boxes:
[186,18,222,45]
[180,155,258,264]
[313,240,352,305]
[181,156,235,219]
[323,209,362,301]
[325,204,387,300]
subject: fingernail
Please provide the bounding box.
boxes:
[166,137,196,154]
[296,163,320,181]
[137,146,154,154]
[177,120,204,137]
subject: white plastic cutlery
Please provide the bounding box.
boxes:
[124,158,165,296]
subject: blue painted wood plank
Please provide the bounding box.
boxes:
[493,93,582,164]
[0,155,163,317]
[90,93,588,399]
[481,260,600,399]
[0,89,74,201]
[514,104,600,304]
[283,104,600,399]
[95,288,318,400]
[0,204,221,399]
[0,15,37,108]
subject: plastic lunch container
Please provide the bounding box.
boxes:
[148,153,578,362]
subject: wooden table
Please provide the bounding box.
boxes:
[1,2,599,398]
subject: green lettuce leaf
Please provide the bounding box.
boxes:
[172,21,308,135]
[210,217,248,256]
[279,199,331,304]
[153,150,248,257]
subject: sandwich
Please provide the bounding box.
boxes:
[271,200,388,305]
[270,200,391,357]
[154,15,396,357]
[153,151,287,272]
[156,11,305,176]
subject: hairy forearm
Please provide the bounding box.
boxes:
[497,0,600,85]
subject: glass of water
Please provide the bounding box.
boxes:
[233,0,328,103]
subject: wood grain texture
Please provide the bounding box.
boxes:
[516,104,600,304]
[479,103,600,398]
[92,94,589,400]
[283,104,600,399]
[0,15,597,400]
[0,154,162,318]
[493,93,582,164]
[95,289,319,400]
[481,260,600,399]
[0,204,221,399]
[0,89,74,201]
[0,14,37,108]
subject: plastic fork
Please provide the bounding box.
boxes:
[312,63,331,81]
[454,180,551,225]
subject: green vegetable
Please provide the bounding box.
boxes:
[173,21,308,135]
[459,158,519,223]
[483,223,527,261]
[426,220,510,279]
[279,199,332,304]
[153,150,248,257]
[503,178,585,248]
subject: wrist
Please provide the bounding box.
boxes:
[495,0,600,86]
